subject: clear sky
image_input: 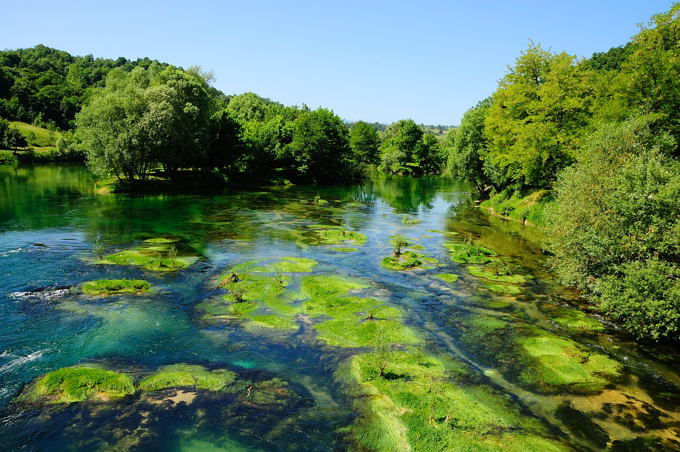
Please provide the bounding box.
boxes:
[1,0,674,125]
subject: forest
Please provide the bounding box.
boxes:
[0,4,678,343]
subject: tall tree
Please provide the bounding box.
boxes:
[349,121,381,165]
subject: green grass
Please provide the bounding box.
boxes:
[138,364,236,391]
[10,121,60,147]
[0,150,19,165]
[20,367,134,404]
[81,279,150,296]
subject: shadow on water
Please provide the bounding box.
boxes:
[0,164,679,451]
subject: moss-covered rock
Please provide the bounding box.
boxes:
[338,349,568,451]
[445,242,497,264]
[19,367,134,404]
[138,364,236,391]
[81,279,151,296]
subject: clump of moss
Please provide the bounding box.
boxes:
[401,215,421,225]
[433,273,459,284]
[445,242,497,264]
[138,364,236,391]
[81,279,151,296]
[101,239,198,272]
[331,247,359,252]
[339,349,568,451]
[468,266,527,283]
[19,367,134,404]
[382,235,438,271]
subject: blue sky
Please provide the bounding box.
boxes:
[1,1,674,125]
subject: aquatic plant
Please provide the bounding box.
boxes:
[390,234,411,256]
[231,257,318,273]
[444,242,497,264]
[468,265,527,283]
[550,308,605,332]
[382,251,423,271]
[139,364,237,391]
[103,249,196,271]
[306,224,367,246]
[432,273,459,284]
[19,366,134,404]
[81,279,151,296]
[338,349,568,451]
[484,283,522,294]
[401,215,421,225]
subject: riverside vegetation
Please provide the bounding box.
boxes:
[0,4,679,451]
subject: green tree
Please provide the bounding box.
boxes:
[484,43,596,189]
[379,119,424,175]
[618,4,680,153]
[349,121,381,165]
[284,108,352,183]
[5,127,27,149]
[447,99,494,194]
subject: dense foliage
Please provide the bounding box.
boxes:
[0,45,173,129]
[446,4,680,341]
[379,119,444,175]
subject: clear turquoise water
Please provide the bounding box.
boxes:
[0,164,678,451]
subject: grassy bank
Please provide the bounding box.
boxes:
[480,189,553,227]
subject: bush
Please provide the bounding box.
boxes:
[546,116,680,341]
[595,259,680,341]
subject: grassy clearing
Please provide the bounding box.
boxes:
[81,279,150,296]
[10,121,60,147]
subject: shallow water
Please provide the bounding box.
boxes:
[0,164,678,451]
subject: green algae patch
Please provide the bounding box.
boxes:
[484,283,522,294]
[382,251,423,270]
[445,242,497,264]
[81,279,151,296]
[547,307,605,332]
[101,243,198,272]
[456,314,622,395]
[339,350,567,452]
[433,273,459,284]
[237,256,318,273]
[300,274,370,298]
[299,274,420,348]
[244,313,299,330]
[401,215,421,225]
[518,333,622,393]
[293,224,367,248]
[19,367,134,404]
[330,247,359,252]
[468,266,527,283]
[138,364,236,391]
[315,318,420,347]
